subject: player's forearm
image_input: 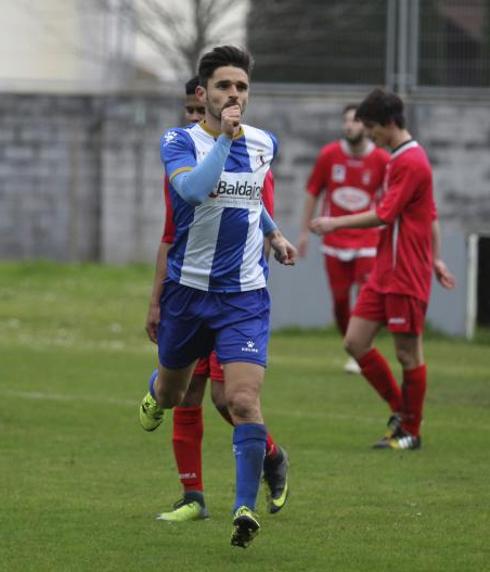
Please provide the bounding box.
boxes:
[149,242,170,305]
[300,193,318,232]
[261,207,278,236]
[171,135,232,205]
[330,210,382,230]
[431,219,441,261]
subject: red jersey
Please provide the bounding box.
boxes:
[162,169,276,244]
[370,141,437,303]
[307,140,389,254]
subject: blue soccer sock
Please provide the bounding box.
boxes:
[148,369,158,399]
[232,423,267,512]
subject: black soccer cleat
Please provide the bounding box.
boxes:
[372,414,402,449]
[230,506,260,548]
[263,446,289,514]
[375,427,422,450]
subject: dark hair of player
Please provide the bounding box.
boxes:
[356,88,406,128]
[342,103,358,115]
[185,76,200,96]
[198,45,253,87]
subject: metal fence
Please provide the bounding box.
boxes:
[248,0,490,93]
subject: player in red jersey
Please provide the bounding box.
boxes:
[145,77,288,521]
[298,104,390,373]
[310,89,455,450]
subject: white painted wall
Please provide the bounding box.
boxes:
[0,0,129,91]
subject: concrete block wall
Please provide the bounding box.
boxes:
[1,88,489,334]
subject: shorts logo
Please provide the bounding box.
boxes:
[241,340,259,353]
[389,317,406,324]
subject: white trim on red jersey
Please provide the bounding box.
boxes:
[391,140,419,160]
[321,244,377,261]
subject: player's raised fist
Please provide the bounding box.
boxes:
[221,101,241,138]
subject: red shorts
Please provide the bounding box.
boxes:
[352,285,427,335]
[324,254,375,299]
[193,351,224,382]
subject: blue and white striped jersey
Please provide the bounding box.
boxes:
[160,121,278,293]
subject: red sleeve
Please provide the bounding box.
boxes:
[376,161,418,224]
[306,147,330,197]
[161,177,175,244]
[431,196,438,221]
[262,169,275,217]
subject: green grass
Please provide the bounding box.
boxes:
[0,261,489,572]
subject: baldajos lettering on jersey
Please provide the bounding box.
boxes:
[209,179,262,200]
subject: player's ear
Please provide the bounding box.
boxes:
[196,85,206,103]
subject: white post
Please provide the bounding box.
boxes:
[466,234,478,340]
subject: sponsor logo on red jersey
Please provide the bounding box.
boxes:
[331,186,371,211]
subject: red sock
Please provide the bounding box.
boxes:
[265,433,278,459]
[333,298,350,335]
[401,365,427,437]
[358,348,402,412]
[172,406,203,492]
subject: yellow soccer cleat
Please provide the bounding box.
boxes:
[156,499,209,522]
[139,391,163,431]
[376,427,421,450]
[372,414,401,448]
[230,506,260,548]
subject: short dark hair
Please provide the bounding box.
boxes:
[198,45,253,87]
[356,88,405,128]
[185,76,199,96]
[342,103,358,116]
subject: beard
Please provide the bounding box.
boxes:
[346,132,364,145]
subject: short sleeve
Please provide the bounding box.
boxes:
[262,170,275,217]
[265,131,279,160]
[306,148,329,197]
[160,128,197,181]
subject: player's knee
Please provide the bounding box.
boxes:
[180,381,205,407]
[344,334,362,359]
[395,347,416,369]
[211,390,227,413]
[154,385,185,409]
[226,390,258,421]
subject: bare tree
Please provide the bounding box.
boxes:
[98,0,249,79]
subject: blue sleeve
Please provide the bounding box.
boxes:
[261,205,278,236]
[171,135,232,206]
[160,128,197,179]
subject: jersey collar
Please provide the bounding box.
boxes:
[199,120,244,140]
[391,139,418,159]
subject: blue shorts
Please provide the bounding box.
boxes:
[158,280,270,369]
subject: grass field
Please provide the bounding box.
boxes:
[1,262,489,572]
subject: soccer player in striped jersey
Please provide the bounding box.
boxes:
[310,89,455,450]
[145,78,289,523]
[298,105,390,374]
[139,47,296,548]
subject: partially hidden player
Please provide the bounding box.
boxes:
[298,104,389,373]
